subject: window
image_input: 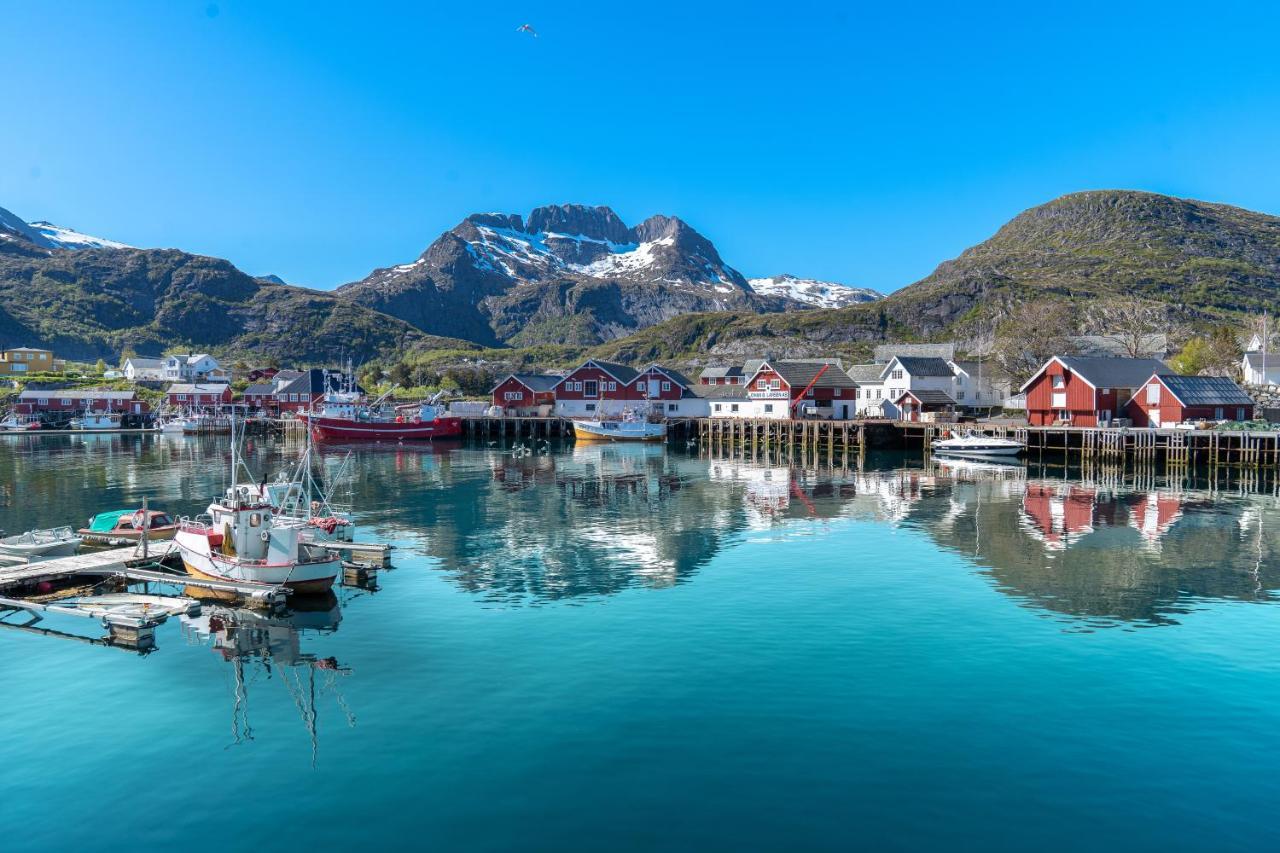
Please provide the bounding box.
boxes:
[176,394,187,401]
[661,381,671,392]
[1052,375,1065,389]
[891,369,903,380]
[585,403,596,412]
[1238,407,1246,421]
[37,398,47,405]
[731,403,740,413]
[758,379,770,390]
[714,404,722,412]
[956,375,964,385]
[11,363,25,373]
[764,403,773,413]
[770,379,781,390]
[584,380,598,397]
[875,389,882,400]
[504,391,523,401]
[668,403,678,412]
[606,381,616,392]
[1215,407,1224,420]
[834,389,841,397]
[1146,384,1160,404]
[61,398,71,406]
[957,391,965,400]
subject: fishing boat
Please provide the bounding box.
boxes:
[153,415,192,434]
[0,526,81,560]
[69,412,122,430]
[571,409,667,443]
[79,509,179,543]
[174,419,341,594]
[302,382,462,441]
[932,430,1024,458]
[0,413,41,432]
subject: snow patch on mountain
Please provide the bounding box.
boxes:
[748,274,881,308]
[572,235,674,278]
[28,221,131,250]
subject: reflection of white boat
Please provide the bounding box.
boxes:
[572,411,666,443]
[0,526,81,560]
[932,431,1023,458]
[70,412,122,430]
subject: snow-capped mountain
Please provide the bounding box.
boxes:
[28,221,131,250]
[338,204,793,346]
[748,274,881,308]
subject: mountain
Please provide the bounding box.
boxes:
[748,274,881,308]
[28,221,132,250]
[885,190,1280,334]
[0,204,455,363]
[337,204,796,347]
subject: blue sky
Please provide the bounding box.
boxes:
[3,1,1280,292]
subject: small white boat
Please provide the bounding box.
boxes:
[0,526,82,560]
[932,430,1024,458]
[0,414,41,432]
[154,416,192,434]
[572,410,667,443]
[70,412,122,430]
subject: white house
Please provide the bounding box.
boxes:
[123,357,166,382]
[164,353,226,383]
[1242,352,1280,386]
[874,356,957,420]
[948,360,1009,411]
[848,364,888,416]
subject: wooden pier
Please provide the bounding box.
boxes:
[462,416,574,440]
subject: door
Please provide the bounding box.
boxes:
[648,379,660,398]
[1149,409,1160,428]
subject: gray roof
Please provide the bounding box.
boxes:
[888,356,954,378]
[765,360,858,390]
[846,363,884,383]
[19,389,136,400]
[743,359,766,377]
[897,389,956,406]
[1243,352,1280,372]
[1160,375,1254,407]
[874,343,955,364]
[1038,356,1173,390]
[124,357,165,369]
[496,373,560,393]
[692,384,751,400]
[645,365,694,389]
[167,383,229,394]
[243,383,277,396]
[698,365,744,379]
[585,360,639,384]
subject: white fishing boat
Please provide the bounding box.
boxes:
[69,412,122,430]
[572,409,667,443]
[0,526,82,560]
[154,416,192,434]
[932,430,1024,458]
[0,413,41,432]
[174,419,341,594]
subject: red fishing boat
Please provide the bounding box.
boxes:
[300,383,462,441]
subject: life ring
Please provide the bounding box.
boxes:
[259,530,271,542]
[131,510,146,530]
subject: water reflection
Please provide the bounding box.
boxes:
[180,596,352,762]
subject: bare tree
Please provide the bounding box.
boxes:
[991,301,1079,387]
[1083,299,1167,358]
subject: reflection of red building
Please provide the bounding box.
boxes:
[1020,484,1098,549]
[1126,492,1184,543]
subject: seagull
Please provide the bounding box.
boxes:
[517,23,538,38]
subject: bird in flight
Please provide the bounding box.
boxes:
[517,23,538,38]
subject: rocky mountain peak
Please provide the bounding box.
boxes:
[526,204,633,244]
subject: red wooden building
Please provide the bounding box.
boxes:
[242,382,278,413]
[15,389,150,416]
[491,374,559,415]
[167,383,233,410]
[1126,373,1255,427]
[744,360,859,419]
[553,360,640,416]
[1020,356,1173,427]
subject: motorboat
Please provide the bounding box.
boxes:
[69,412,122,430]
[932,430,1024,458]
[0,526,82,560]
[154,416,192,434]
[572,409,667,443]
[79,509,179,544]
[174,419,341,594]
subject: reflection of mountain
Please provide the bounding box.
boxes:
[180,597,351,759]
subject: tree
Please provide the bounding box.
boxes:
[1084,299,1167,357]
[94,358,106,374]
[389,362,413,388]
[991,301,1079,387]
[1169,338,1211,375]
[1168,326,1243,377]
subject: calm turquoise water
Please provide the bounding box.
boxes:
[3,435,1280,851]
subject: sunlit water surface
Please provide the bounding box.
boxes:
[2,434,1280,851]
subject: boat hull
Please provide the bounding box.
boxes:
[304,414,463,441]
[0,540,81,559]
[933,444,1023,458]
[175,531,339,594]
[571,421,667,442]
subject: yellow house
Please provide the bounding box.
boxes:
[0,347,56,375]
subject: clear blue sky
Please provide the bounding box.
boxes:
[3,1,1280,293]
